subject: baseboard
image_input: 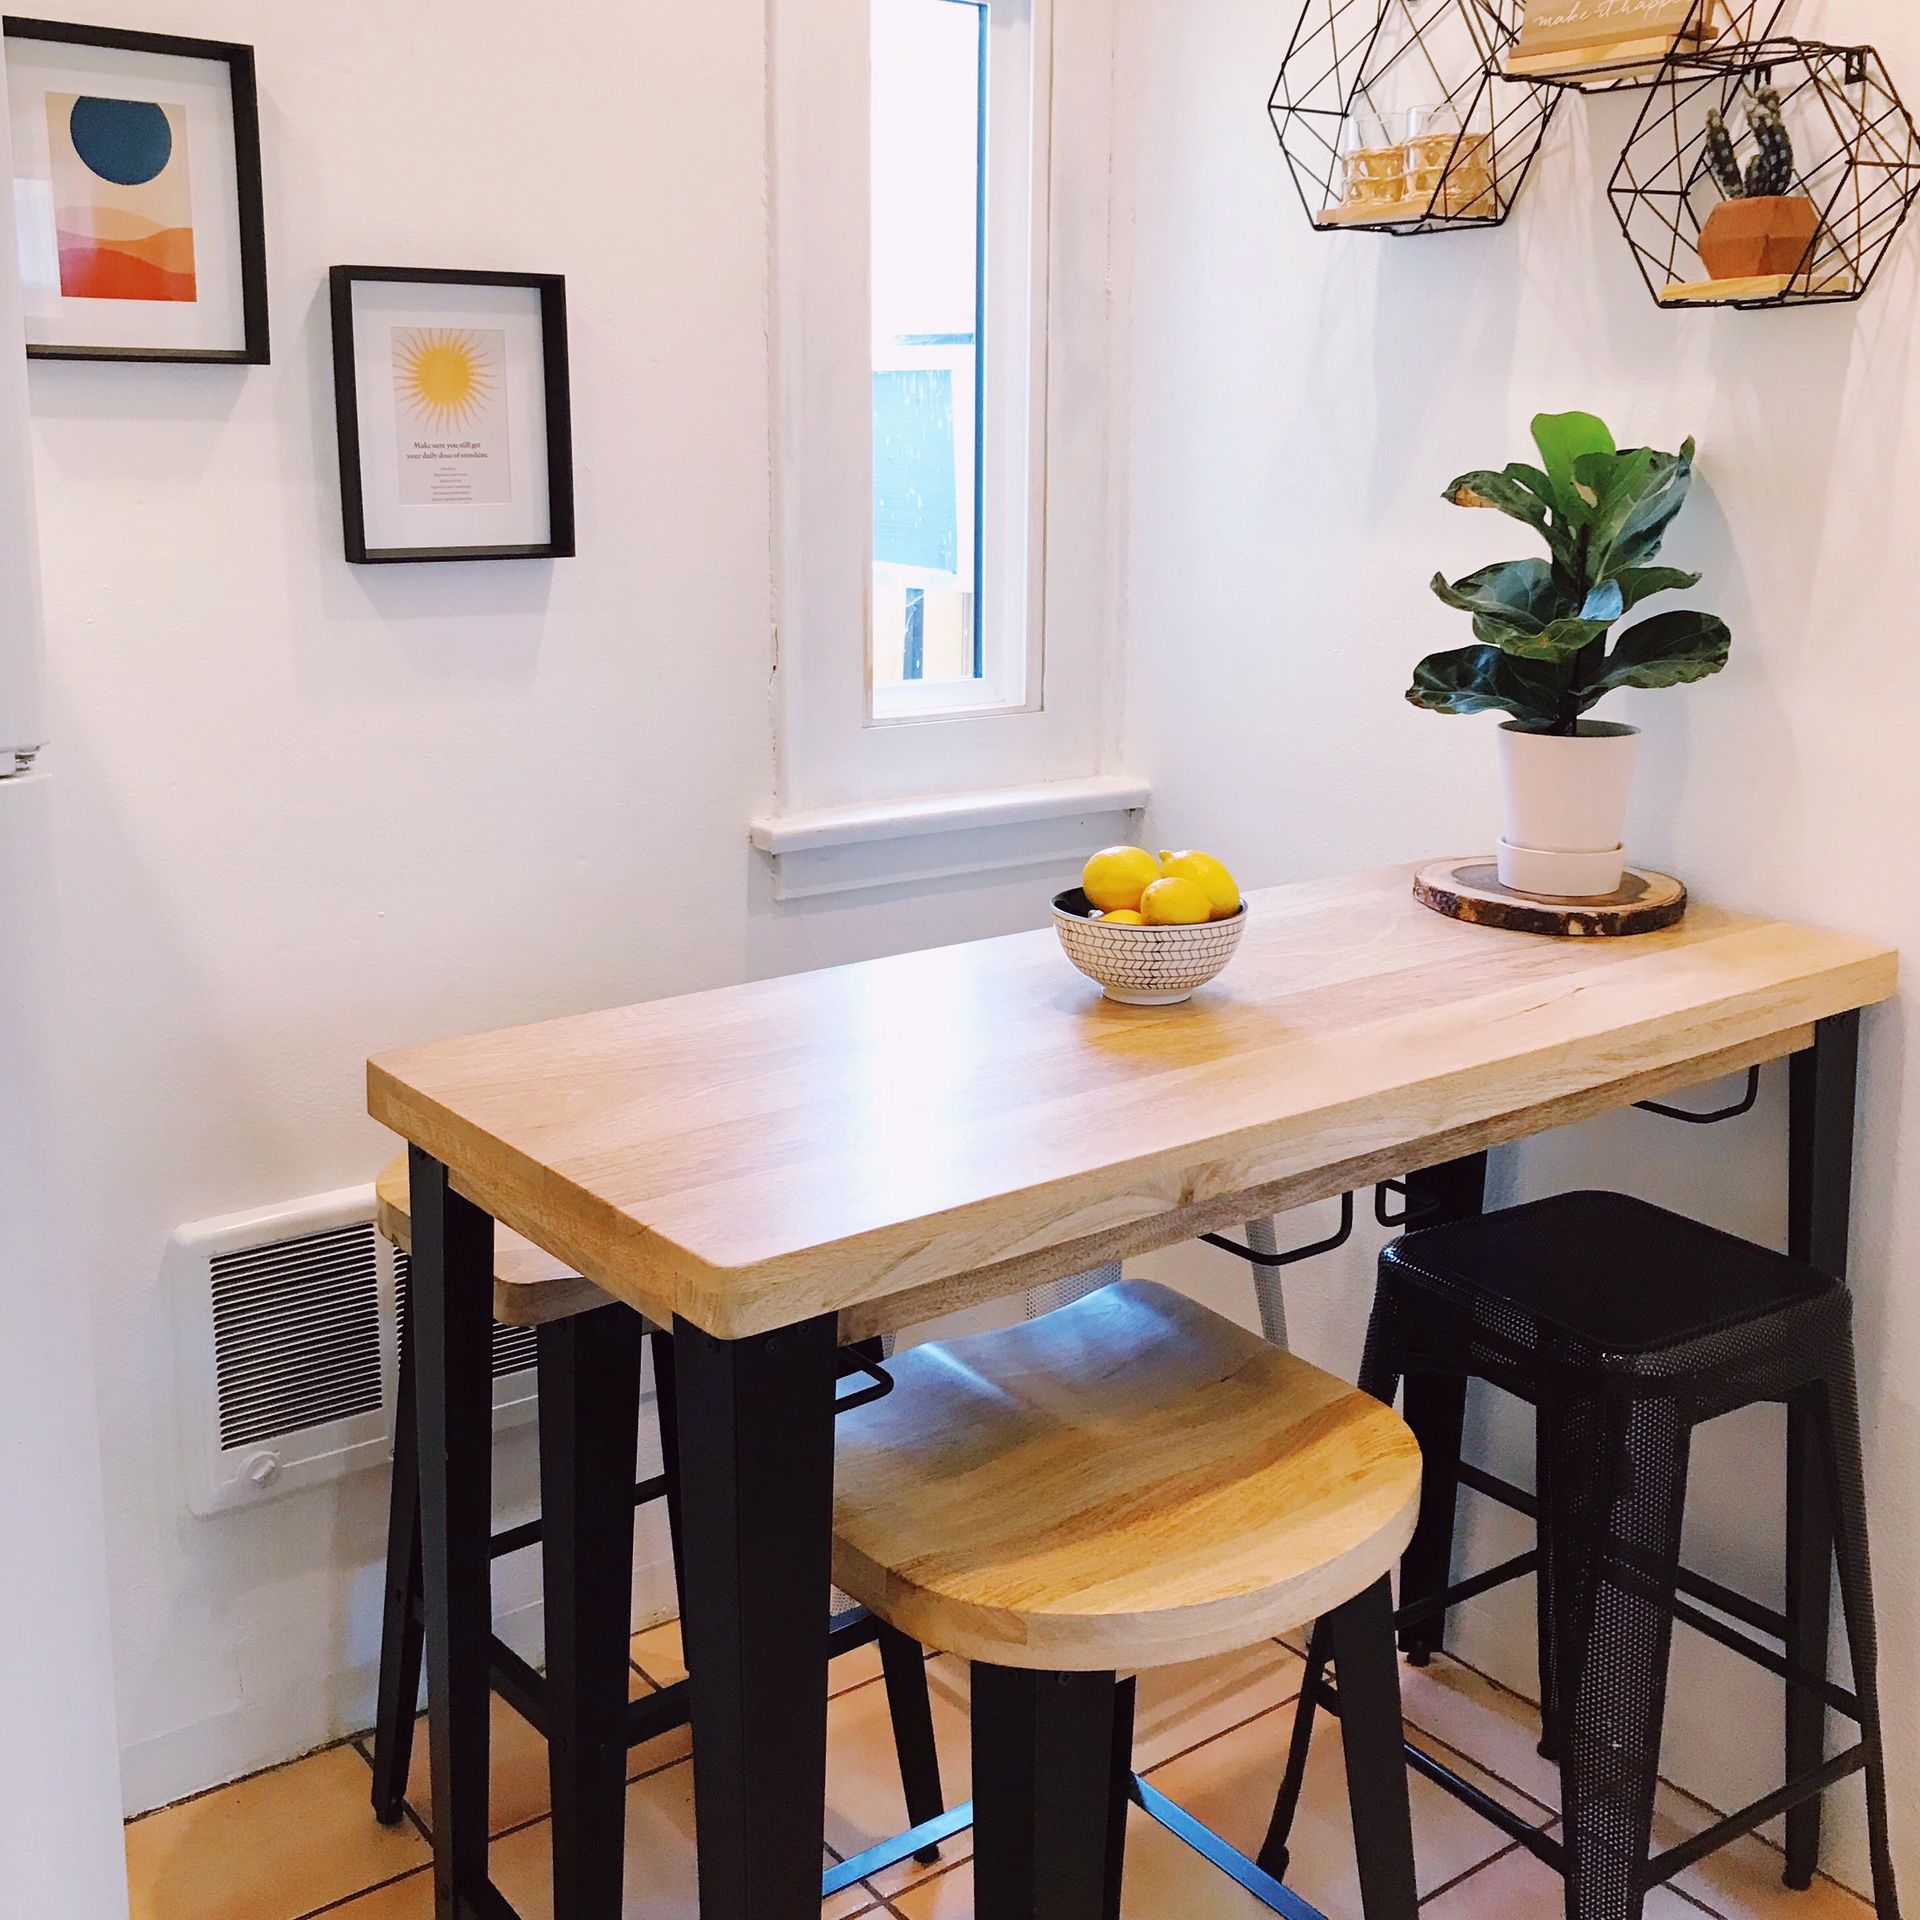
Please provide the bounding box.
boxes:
[121,1533,682,1819]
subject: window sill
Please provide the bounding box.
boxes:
[749,774,1150,900]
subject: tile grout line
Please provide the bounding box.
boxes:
[1415,1838,1523,1906]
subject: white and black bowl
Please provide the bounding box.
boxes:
[1051,889,1248,1005]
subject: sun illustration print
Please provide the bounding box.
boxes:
[393,327,501,429]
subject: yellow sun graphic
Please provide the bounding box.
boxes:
[394,329,499,429]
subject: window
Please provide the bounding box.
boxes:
[768,0,1120,822]
[871,0,1038,721]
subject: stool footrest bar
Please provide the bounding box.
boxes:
[1129,1774,1328,1919]
[821,1803,975,1896]
[1453,1463,1795,1641]
[1666,1596,1862,1717]
[1309,1677,1563,1868]
[1643,1746,1866,1888]
[1392,1549,1538,1632]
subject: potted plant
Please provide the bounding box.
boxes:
[1409,410,1731,898]
[1697,85,1821,281]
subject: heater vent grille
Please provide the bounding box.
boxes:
[210,1222,384,1450]
[393,1247,539,1380]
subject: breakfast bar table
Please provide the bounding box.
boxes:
[366,863,1896,1920]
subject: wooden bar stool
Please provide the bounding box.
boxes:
[369,1155,947,1888]
[831,1278,1425,1920]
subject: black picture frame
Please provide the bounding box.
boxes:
[3,15,269,363]
[328,265,576,565]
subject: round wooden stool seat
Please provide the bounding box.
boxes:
[831,1279,1422,1671]
[376,1153,611,1328]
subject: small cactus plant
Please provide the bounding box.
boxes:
[1704,86,1795,198]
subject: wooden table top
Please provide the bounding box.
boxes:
[367,864,1896,1340]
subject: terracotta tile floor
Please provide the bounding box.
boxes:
[124,1626,1873,1919]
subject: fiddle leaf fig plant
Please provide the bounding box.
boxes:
[1408,411,1732,736]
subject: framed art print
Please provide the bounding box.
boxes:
[4,17,268,362]
[329,267,575,564]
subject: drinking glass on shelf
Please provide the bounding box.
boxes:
[1405,101,1494,217]
[1337,105,1410,212]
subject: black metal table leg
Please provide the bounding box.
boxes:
[1783,1009,1859,1889]
[1394,1151,1488,1663]
[540,1306,647,1920]
[672,1311,841,1920]
[972,1665,1127,1920]
[409,1147,499,1920]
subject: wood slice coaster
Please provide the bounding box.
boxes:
[1414,859,1687,938]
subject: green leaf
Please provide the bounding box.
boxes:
[1531,411,1616,522]
[1580,579,1625,623]
[1443,468,1552,532]
[1441,468,1579,573]
[1579,610,1732,706]
[1408,644,1563,727]
[1603,565,1702,614]
[1586,439,1697,578]
[1430,559,1557,631]
[1491,613,1615,662]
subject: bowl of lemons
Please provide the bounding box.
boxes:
[1053,846,1247,1005]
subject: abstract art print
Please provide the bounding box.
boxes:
[5,20,266,361]
[46,92,196,302]
[330,268,574,564]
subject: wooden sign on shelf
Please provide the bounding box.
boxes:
[1507,0,1711,78]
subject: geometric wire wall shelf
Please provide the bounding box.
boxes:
[1270,0,1560,234]
[1607,38,1920,308]
[1501,0,1787,94]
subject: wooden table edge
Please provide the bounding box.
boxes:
[368,942,1893,1343]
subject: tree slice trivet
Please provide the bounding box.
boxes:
[1414,859,1687,938]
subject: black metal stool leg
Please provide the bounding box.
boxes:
[649,1330,689,1624]
[1552,1393,1691,1920]
[972,1665,1125,1920]
[371,1313,426,1824]
[1256,1617,1330,1881]
[1817,1357,1902,1918]
[1322,1577,1419,1920]
[876,1624,947,1862]
[1535,1415,1562,1763]
[1784,1390,1834,1890]
[1397,1372,1466,1664]
[540,1306,647,1920]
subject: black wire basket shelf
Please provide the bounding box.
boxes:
[1607,37,1920,309]
[1270,0,1560,235]
[1499,0,1787,95]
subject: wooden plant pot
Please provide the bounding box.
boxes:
[1698,195,1821,281]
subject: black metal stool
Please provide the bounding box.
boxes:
[1259,1190,1900,1920]
[369,1159,947,1901]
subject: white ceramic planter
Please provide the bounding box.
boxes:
[1495,720,1640,898]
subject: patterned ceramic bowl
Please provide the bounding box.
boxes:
[1051,889,1248,1005]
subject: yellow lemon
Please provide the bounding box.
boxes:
[1099,908,1146,926]
[1161,850,1242,920]
[1140,876,1211,926]
[1082,845,1162,914]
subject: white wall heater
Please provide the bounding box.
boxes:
[169,1185,538,1516]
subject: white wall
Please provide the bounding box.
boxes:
[1118,0,1919,1896]
[30,0,1095,1816]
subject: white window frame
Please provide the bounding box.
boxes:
[766,0,1123,822]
